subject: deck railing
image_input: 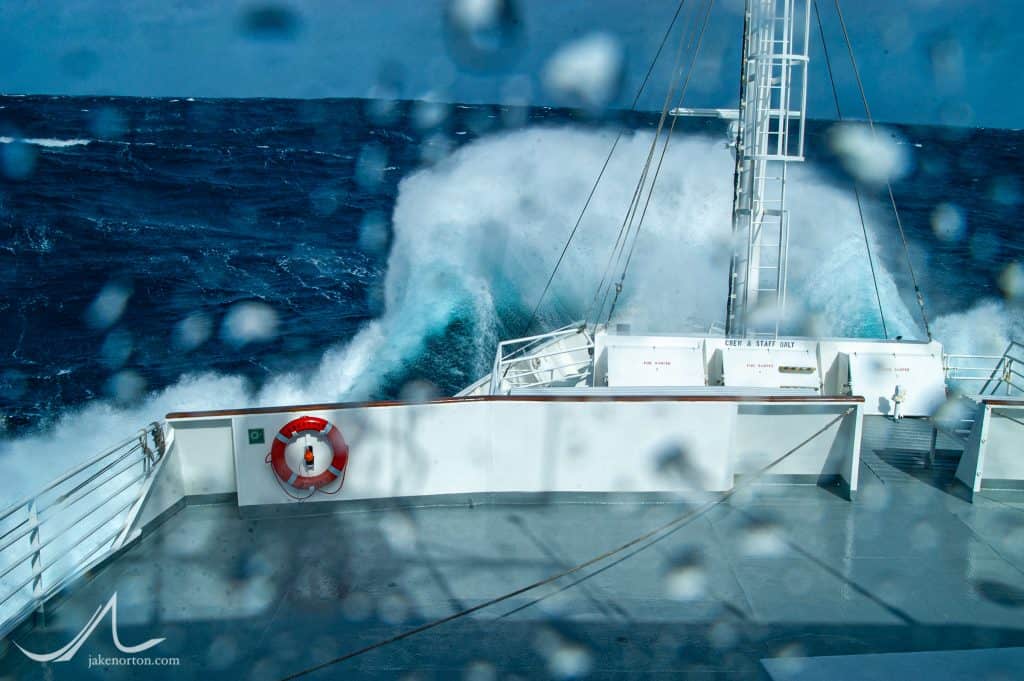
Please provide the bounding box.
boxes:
[490,324,594,394]
[944,340,1024,396]
[0,422,166,639]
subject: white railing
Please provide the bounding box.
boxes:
[944,340,1024,396]
[490,324,594,394]
[0,422,166,639]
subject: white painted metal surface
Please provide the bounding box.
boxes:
[603,335,706,387]
[721,346,820,390]
[956,398,1024,493]
[726,0,810,337]
[150,397,863,511]
[846,350,946,417]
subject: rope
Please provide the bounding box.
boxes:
[813,0,888,339]
[588,0,710,328]
[832,0,932,340]
[265,452,316,502]
[587,6,699,330]
[605,0,716,325]
[519,0,691,337]
[278,405,855,680]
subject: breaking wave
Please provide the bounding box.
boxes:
[0,136,92,147]
[1,127,1020,488]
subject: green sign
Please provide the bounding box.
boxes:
[248,428,265,445]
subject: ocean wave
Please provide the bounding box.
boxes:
[0,136,93,148]
[0,127,1019,492]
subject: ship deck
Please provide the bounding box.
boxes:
[4,417,1024,680]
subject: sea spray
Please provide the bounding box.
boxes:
[1,127,1018,491]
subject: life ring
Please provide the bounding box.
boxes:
[269,415,349,489]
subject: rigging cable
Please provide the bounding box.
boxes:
[833,0,932,340]
[519,0,691,336]
[587,2,702,329]
[812,0,888,339]
[604,0,716,326]
[279,407,857,680]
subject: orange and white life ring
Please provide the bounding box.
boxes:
[268,415,349,489]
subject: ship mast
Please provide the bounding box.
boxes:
[725,0,811,338]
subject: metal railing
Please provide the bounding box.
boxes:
[944,340,1024,396]
[490,324,594,394]
[0,422,166,638]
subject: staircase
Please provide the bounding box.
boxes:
[859,415,964,487]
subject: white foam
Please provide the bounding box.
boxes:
[0,127,1009,492]
[0,137,92,148]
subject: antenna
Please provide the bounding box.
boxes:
[725,0,811,338]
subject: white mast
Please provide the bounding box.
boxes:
[725,0,811,338]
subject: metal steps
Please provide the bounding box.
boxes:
[860,415,964,487]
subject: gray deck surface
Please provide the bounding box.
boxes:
[2,416,1023,679]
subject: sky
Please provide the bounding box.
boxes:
[0,0,1019,128]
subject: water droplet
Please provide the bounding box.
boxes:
[990,176,1022,207]
[412,95,451,131]
[356,143,388,190]
[998,262,1024,301]
[86,280,133,329]
[543,33,624,111]
[358,211,389,255]
[829,123,910,186]
[379,512,418,552]
[931,395,975,432]
[309,185,342,217]
[400,379,440,403]
[92,107,126,139]
[174,312,213,352]
[708,618,739,649]
[239,3,301,40]
[0,370,27,400]
[420,132,453,165]
[970,579,1024,608]
[464,660,497,681]
[500,74,532,128]
[221,302,279,347]
[739,515,785,557]
[534,628,593,680]
[653,442,700,489]
[207,633,240,670]
[1,139,36,181]
[443,0,523,72]
[340,591,373,621]
[770,642,808,676]
[938,99,974,127]
[60,48,100,79]
[929,33,964,90]
[969,230,1001,263]
[549,642,592,680]
[663,548,706,601]
[366,61,405,125]
[930,203,965,242]
[465,105,499,135]
[378,591,410,624]
[100,328,134,369]
[106,370,146,403]
[366,281,386,317]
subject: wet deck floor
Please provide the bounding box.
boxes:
[3,417,1024,679]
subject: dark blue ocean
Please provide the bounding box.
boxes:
[1,95,1022,442]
